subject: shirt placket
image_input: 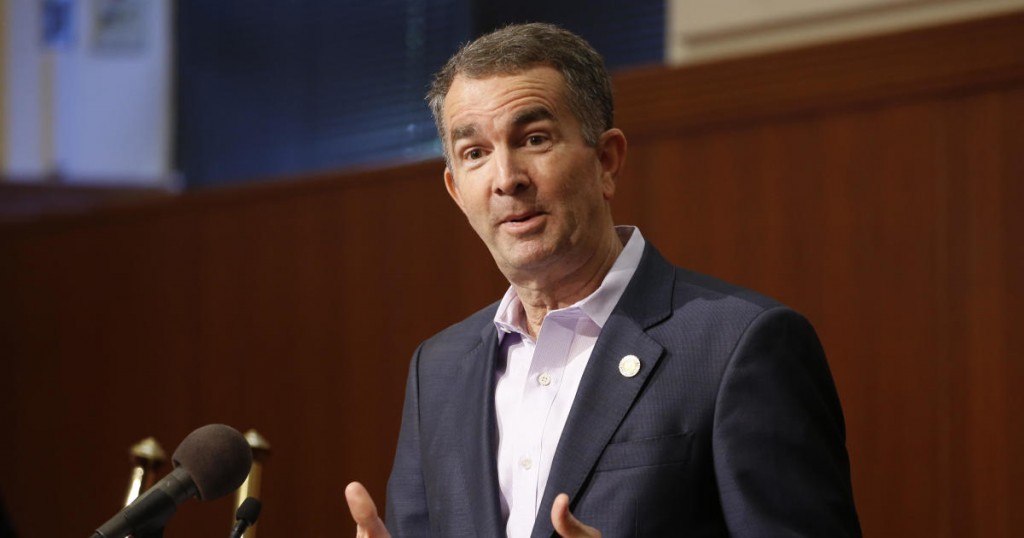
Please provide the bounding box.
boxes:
[507,312,577,531]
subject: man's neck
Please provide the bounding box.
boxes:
[509,230,624,339]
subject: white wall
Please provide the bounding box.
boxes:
[668,0,1024,64]
[3,0,173,186]
[4,0,48,179]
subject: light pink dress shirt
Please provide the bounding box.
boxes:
[492,226,645,538]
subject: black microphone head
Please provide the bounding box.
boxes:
[171,424,252,501]
[235,497,262,525]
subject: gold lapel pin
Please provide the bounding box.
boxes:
[618,355,641,378]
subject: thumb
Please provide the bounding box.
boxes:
[344,482,391,538]
[551,493,602,538]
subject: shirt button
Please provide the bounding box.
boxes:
[537,373,552,386]
[519,457,533,470]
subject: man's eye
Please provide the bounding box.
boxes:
[527,135,546,146]
[464,148,483,160]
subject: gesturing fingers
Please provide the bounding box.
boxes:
[344,481,392,538]
[551,493,602,538]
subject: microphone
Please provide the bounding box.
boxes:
[229,497,262,538]
[92,424,253,538]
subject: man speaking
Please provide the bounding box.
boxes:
[345,23,861,537]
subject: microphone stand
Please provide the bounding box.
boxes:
[91,525,164,538]
[92,482,177,538]
[134,527,165,538]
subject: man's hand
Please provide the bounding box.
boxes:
[344,482,392,538]
[551,493,602,538]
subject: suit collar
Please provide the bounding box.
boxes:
[609,241,675,330]
[492,226,648,343]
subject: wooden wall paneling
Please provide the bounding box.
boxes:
[938,87,1023,537]
[831,101,952,537]
[189,195,331,535]
[0,208,208,536]
[0,162,469,536]
[1002,87,1024,536]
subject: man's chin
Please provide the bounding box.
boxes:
[493,244,557,276]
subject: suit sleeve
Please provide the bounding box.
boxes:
[385,345,431,537]
[712,306,861,537]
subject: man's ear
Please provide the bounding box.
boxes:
[597,128,627,201]
[444,167,465,210]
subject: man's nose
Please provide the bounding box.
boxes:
[493,149,530,195]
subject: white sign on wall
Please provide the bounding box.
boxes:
[3,0,173,186]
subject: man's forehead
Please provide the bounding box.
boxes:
[446,67,565,105]
[443,68,567,126]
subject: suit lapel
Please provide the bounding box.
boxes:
[454,323,505,536]
[530,245,675,538]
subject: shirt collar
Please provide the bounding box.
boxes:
[493,226,646,342]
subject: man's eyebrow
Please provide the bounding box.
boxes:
[449,124,477,146]
[448,107,554,146]
[512,107,555,127]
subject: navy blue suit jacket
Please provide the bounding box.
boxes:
[385,244,860,537]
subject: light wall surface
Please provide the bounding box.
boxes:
[0,0,6,170]
[3,0,47,179]
[669,0,1024,63]
[53,0,172,185]
[2,0,172,185]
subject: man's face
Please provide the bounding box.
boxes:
[442,66,625,282]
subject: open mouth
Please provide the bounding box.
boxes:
[501,211,545,231]
[508,213,537,223]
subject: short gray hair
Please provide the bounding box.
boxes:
[427,23,613,161]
